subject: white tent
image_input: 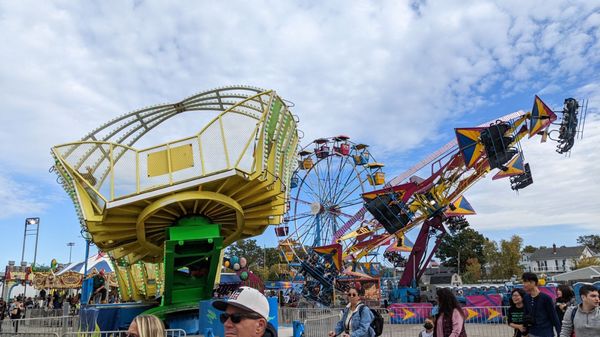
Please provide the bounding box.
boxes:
[56,253,114,276]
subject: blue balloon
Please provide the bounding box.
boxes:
[230,256,240,265]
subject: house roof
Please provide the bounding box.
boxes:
[530,246,587,260]
[552,265,600,282]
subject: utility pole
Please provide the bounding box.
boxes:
[458,251,461,276]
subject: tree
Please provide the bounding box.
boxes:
[577,235,600,253]
[574,257,600,270]
[462,258,481,283]
[226,239,264,268]
[436,227,489,273]
[483,240,500,278]
[483,235,524,279]
[497,235,524,278]
[522,245,537,253]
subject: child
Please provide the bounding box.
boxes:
[419,318,434,337]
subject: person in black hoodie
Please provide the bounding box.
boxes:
[521,272,561,337]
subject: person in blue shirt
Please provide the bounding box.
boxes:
[521,272,561,337]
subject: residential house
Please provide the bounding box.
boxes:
[522,244,596,275]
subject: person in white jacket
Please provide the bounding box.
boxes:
[559,284,600,337]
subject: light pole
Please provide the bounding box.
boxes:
[21,217,40,298]
[67,242,76,263]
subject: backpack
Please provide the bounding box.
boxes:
[570,307,577,337]
[358,304,384,337]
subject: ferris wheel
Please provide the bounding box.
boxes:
[276,136,387,270]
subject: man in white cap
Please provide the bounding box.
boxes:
[212,286,277,337]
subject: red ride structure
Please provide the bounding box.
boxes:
[287,95,588,306]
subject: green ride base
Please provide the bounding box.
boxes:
[143,216,223,319]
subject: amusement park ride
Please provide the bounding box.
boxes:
[51,86,299,321]
[51,84,587,325]
[275,95,588,305]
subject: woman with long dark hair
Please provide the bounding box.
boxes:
[555,284,575,322]
[434,288,466,337]
[507,288,527,337]
[328,286,374,337]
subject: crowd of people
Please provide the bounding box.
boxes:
[322,272,599,337]
[1,273,598,337]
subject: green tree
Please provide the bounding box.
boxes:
[522,245,537,253]
[483,235,524,279]
[497,235,524,278]
[462,258,481,283]
[483,240,500,279]
[577,235,600,253]
[436,227,488,273]
[226,239,264,268]
[574,257,600,269]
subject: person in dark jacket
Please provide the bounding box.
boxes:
[555,284,575,323]
[212,286,277,337]
[521,272,561,337]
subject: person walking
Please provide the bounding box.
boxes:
[329,286,374,337]
[559,284,599,337]
[507,288,528,337]
[212,286,277,337]
[433,288,466,337]
[10,299,23,333]
[0,298,6,332]
[521,272,561,337]
[127,314,165,337]
[555,285,575,323]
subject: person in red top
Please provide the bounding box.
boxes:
[434,288,467,337]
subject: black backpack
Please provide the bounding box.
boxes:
[358,304,384,337]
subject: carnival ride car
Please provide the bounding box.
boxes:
[51,86,299,320]
[279,96,587,306]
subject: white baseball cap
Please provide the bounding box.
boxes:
[212,286,269,320]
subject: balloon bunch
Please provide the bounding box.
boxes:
[223,255,250,280]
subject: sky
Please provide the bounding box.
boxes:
[0,0,599,267]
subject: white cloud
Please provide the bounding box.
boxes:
[0,0,598,244]
[0,172,50,218]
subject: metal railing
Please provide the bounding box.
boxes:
[62,328,186,337]
[26,309,74,318]
[302,314,339,337]
[298,306,516,337]
[0,329,185,337]
[0,316,79,335]
[279,307,336,325]
[0,333,59,337]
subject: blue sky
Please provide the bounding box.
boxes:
[0,0,599,267]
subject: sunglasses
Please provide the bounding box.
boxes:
[220,312,262,324]
[347,293,358,297]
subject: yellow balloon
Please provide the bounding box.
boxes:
[224,261,230,267]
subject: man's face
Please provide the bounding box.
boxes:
[581,290,599,308]
[223,305,266,337]
[522,280,535,293]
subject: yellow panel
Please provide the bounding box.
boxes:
[170,144,194,171]
[147,144,194,177]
